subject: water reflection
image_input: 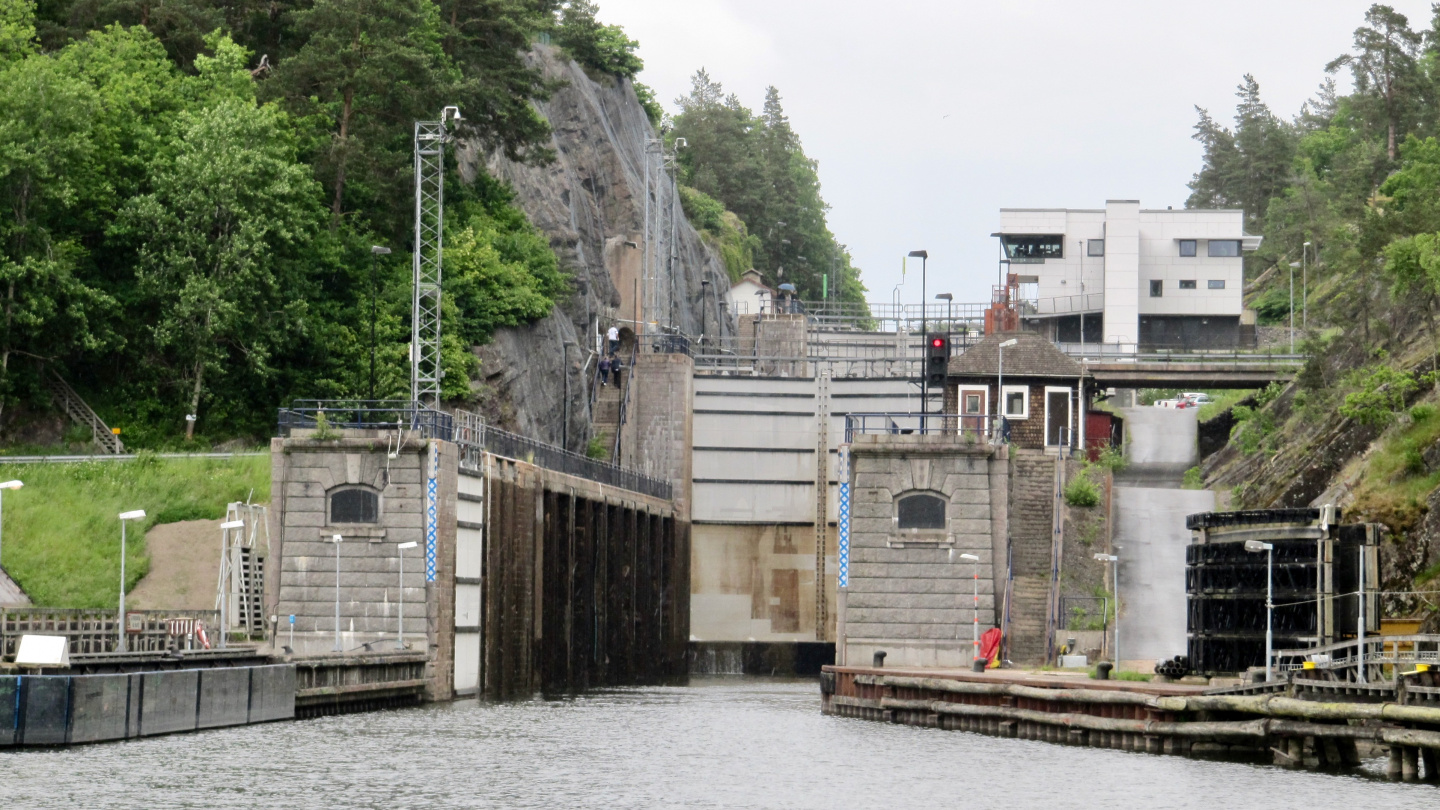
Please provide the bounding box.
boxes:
[5,678,1437,809]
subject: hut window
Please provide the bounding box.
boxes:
[897,492,947,530]
[331,488,379,524]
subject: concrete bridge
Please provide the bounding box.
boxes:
[1081,356,1301,389]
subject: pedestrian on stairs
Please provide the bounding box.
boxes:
[607,324,620,355]
[611,355,624,387]
[598,355,611,386]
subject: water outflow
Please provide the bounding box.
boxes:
[5,679,1433,808]
[1114,408,1215,664]
[689,646,745,675]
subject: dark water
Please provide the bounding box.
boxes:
[5,678,1437,809]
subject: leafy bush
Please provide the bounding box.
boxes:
[1413,404,1437,422]
[1090,445,1127,473]
[585,435,608,460]
[679,185,758,282]
[1404,448,1427,476]
[1182,466,1205,489]
[1229,405,1276,455]
[634,81,663,126]
[1340,364,1418,428]
[1064,474,1101,508]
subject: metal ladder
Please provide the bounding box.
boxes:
[45,371,124,454]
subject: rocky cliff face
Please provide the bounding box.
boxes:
[457,45,732,451]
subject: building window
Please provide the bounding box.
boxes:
[1178,240,1197,257]
[1208,240,1241,257]
[330,487,379,524]
[964,394,981,413]
[896,492,947,530]
[1087,239,1105,257]
[1002,385,1029,419]
[1179,280,1197,290]
[1149,279,1163,297]
[1000,234,1064,262]
[1208,279,1226,289]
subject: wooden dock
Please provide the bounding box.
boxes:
[822,665,1440,781]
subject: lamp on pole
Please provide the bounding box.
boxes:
[954,551,982,671]
[1302,241,1311,331]
[1288,262,1300,353]
[1245,539,1275,681]
[397,540,418,650]
[117,509,146,653]
[909,251,929,415]
[1094,552,1119,669]
[218,519,245,649]
[936,293,953,346]
[997,338,1018,441]
[0,479,21,569]
[369,246,391,401]
[330,534,344,652]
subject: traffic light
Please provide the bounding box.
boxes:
[926,334,949,387]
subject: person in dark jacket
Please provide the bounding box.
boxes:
[611,355,624,387]
[598,355,611,386]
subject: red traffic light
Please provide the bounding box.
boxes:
[930,337,946,348]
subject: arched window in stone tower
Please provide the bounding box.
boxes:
[896,491,947,530]
[330,486,379,524]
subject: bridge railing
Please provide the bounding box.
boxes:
[844,412,996,444]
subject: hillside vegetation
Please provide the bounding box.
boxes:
[0,454,270,607]
[1190,3,1440,621]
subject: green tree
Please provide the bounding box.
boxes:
[268,0,451,226]
[0,0,36,61]
[115,98,322,439]
[1327,4,1423,161]
[553,0,640,78]
[1186,75,1297,234]
[0,53,109,424]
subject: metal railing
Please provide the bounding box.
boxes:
[1272,635,1440,682]
[1,607,221,657]
[454,410,671,501]
[277,400,454,440]
[1061,344,1308,363]
[843,412,996,444]
[1023,292,1104,317]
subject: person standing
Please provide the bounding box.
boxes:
[607,324,620,355]
[611,355,624,387]
[598,355,611,386]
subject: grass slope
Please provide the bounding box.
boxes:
[0,454,270,608]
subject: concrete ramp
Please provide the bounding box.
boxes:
[0,566,29,607]
[1114,408,1212,666]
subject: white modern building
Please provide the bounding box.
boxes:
[996,200,1261,350]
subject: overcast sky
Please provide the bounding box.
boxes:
[596,0,1436,305]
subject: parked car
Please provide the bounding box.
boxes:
[1183,392,1213,405]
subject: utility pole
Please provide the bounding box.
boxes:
[411,107,461,409]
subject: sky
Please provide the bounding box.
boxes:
[595,0,1437,305]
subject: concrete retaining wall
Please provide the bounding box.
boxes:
[0,665,294,746]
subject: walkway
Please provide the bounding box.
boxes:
[1114,407,1213,668]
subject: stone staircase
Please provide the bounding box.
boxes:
[591,381,623,460]
[1005,452,1057,665]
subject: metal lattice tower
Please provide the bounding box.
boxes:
[412,107,461,408]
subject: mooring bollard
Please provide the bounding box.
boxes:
[873,650,887,668]
[1096,662,1112,680]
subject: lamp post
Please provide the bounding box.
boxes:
[957,551,981,670]
[218,519,245,649]
[330,534,343,652]
[117,509,146,654]
[1288,261,1300,353]
[397,540,418,649]
[1245,539,1275,681]
[997,338,1018,441]
[0,479,21,569]
[1094,552,1119,669]
[936,293,953,345]
[909,251,929,416]
[369,246,391,401]
[1302,241,1311,331]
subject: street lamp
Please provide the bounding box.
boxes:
[1245,539,1275,681]
[910,251,929,415]
[117,509,146,653]
[1288,262,1300,353]
[397,540,418,649]
[218,519,245,649]
[0,479,21,569]
[936,293,953,346]
[953,551,982,671]
[1302,241,1311,331]
[370,246,391,401]
[1094,552,1119,669]
[997,338,1018,441]
[330,534,344,652]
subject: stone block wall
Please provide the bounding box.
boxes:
[624,352,694,516]
[843,435,1007,668]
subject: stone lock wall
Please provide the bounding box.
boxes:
[843,435,1009,668]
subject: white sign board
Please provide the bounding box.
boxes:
[15,634,70,667]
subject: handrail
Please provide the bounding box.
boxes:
[844,412,996,444]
